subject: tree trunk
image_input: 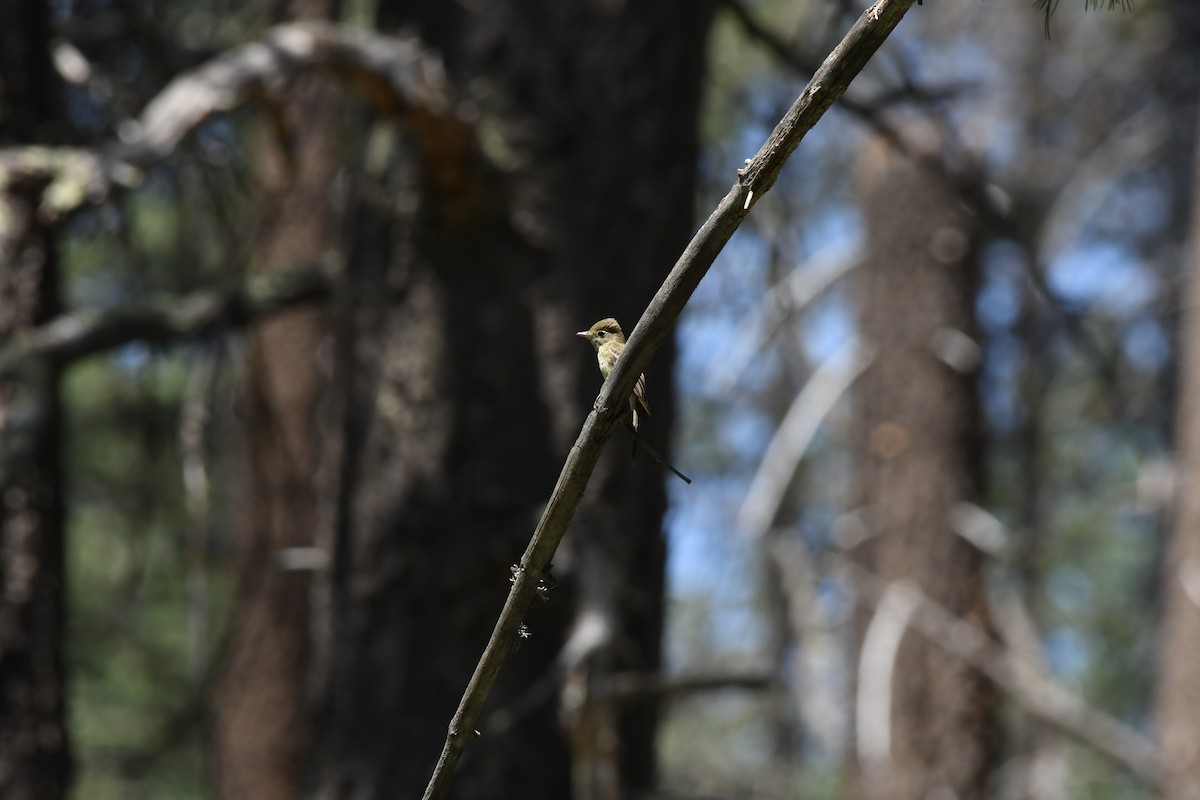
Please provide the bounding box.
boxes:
[0,1,71,797]
[849,142,994,800]
[308,3,711,798]
[1154,4,1200,798]
[1157,99,1200,800]
[213,3,338,798]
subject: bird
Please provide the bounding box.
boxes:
[576,317,651,432]
[575,318,691,485]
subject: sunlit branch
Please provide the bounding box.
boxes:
[855,581,920,769]
[705,240,861,395]
[736,339,872,539]
[0,22,453,220]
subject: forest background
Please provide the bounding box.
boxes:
[3,0,1200,799]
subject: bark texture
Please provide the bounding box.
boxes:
[1158,96,1200,800]
[1155,5,1200,798]
[308,2,712,798]
[0,0,70,797]
[850,142,994,800]
[213,3,338,798]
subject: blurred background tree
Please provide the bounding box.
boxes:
[0,0,71,797]
[1,0,1198,799]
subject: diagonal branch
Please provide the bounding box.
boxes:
[727,0,1136,429]
[420,1,922,797]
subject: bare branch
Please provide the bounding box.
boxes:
[705,239,861,395]
[0,266,332,376]
[420,2,923,797]
[855,582,920,769]
[736,339,871,539]
[837,556,1186,793]
[724,0,1131,417]
[0,22,453,220]
[125,21,451,161]
[719,0,964,161]
[180,350,220,680]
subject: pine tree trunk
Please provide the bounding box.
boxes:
[212,3,338,797]
[308,3,711,797]
[849,143,994,800]
[1157,100,1200,800]
[0,1,71,796]
[212,89,337,800]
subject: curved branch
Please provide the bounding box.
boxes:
[126,21,452,161]
[0,22,454,220]
[736,338,871,539]
[421,2,922,797]
[705,239,861,395]
[855,581,921,769]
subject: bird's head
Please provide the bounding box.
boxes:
[575,318,626,350]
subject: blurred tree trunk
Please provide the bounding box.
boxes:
[1157,4,1200,787]
[0,1,71,798]
[1160,146,1200,796]
[212,3,337,798]
[307,3,710,798]
[848,143,994,800]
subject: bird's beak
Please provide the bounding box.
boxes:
[575,331,590,339]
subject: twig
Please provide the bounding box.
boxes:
[420,2,923,798]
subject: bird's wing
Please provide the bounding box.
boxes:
[634,372,651,418]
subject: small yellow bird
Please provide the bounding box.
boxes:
[576,318,650,431]
[576,317,691,484]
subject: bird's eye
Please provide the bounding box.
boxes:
[596,331,606,338]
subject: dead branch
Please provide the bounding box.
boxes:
[420,2,924,797]
[723,0,1134,423]
[0,21,452,221]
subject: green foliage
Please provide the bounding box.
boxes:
[57,116,249,797]
[64,350,236,800]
